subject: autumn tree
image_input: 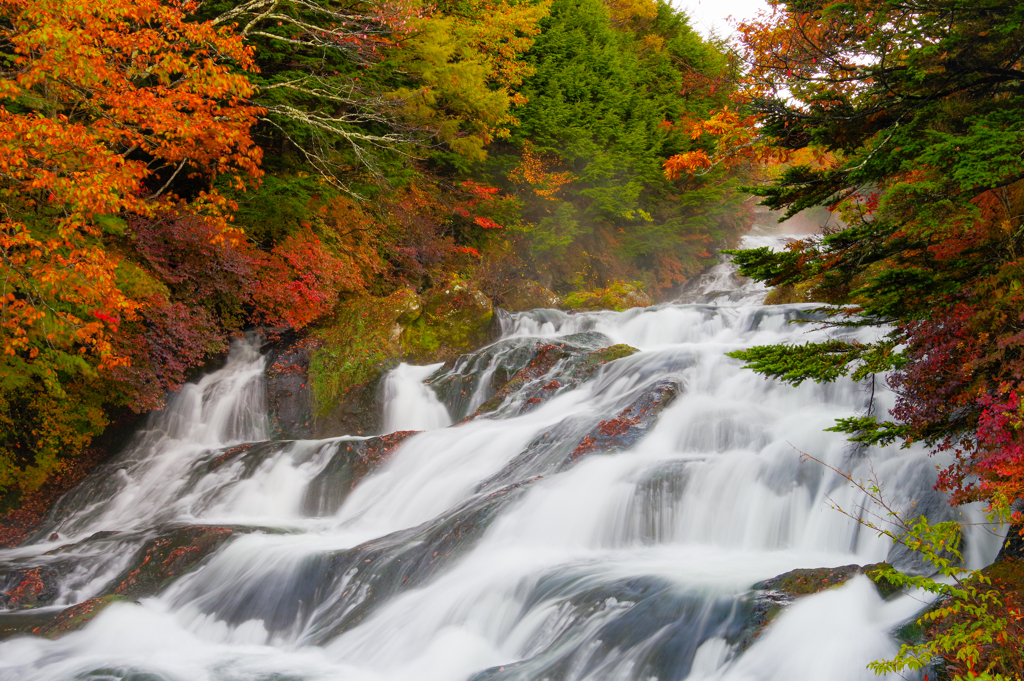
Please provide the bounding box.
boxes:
[0,0,263,494]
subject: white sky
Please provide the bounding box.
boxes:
[671,0,771,40]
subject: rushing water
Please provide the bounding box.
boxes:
[0,230,1004,681]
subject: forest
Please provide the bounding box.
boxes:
[1,0,1023,675]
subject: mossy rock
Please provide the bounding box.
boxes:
[36,594,134,639]
[561,282,652,312]
[764,279,822,305]
[401,285,496,363]
[498,279,560,311]
[737,563,897,651]
[310,284,498,424]
[753,563,891,597]
[107,525,240,601]
[310,288,422,421]
[0,594,135,641]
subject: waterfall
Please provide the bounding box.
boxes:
[0,230,1004,681]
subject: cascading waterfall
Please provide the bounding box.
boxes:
[0,229,1004,681]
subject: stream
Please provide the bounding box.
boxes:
[0,229,1004,681]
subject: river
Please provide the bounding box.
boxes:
[0,228,1003,681]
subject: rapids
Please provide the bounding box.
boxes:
[0,229,1004,681]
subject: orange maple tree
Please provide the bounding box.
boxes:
[0,0,262,491]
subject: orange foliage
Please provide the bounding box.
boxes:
[0,0,262,376]
[663,106,792,180]
[509,142,576,199]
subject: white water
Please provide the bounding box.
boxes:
[0,230,1004,681]
[383,362,452,433]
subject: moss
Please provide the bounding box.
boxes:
[764,279,821,305]
[755,564,892,598]
[401,285,494,363]
[561,281,652,312]
[310,288,421,417]
[587,344,638,364]
[310,283,499,419]
[36,594,134,639]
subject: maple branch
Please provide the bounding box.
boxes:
[148,157,189,200]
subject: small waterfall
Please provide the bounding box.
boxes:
[0,232,1004,681]
[382,363,453,433]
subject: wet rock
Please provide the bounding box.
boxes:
[427,338,555,422]
[106,525,240,600]
[563,380,677,466]
[0,564,62,609]
[735,563,894,651]
[310,372,387,439]
[264,334,320,440]
[304,477,540,643]
[177,478,538,645]
[302,430,420,516]
[471,574,746,681]
[477,377,677,490]
[471,341,640,419]
[35,594,135,639]
[0,594,136,642]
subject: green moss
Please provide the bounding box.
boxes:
[36,594,133,639]
[764,279,821,305]
[310,289,421,417]
[400,286,494,363]
[587,344,638,364]
[561,282,652,312]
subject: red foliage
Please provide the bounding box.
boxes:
[251,227,366,329]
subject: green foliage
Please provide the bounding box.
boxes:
[481,0,749,294]
[728,339,905,386]
[810,456,1023,681]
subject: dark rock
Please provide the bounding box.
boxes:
[476,377,678,491]
[471,574,747,681]
[0,564,62,609]
[265,334,320,440]
[310,372,387,439]
[562,380,677,468]
[302,430,420,516]
[172,477,539,645]
[0,594,136,642]
[106,525,240,600]
[469,341,639,420]
[35,594,135,639]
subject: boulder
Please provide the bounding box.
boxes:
[498,279,560,311]
[734,563,894,652]
[561,281,652,312]
[401,284,498,363]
